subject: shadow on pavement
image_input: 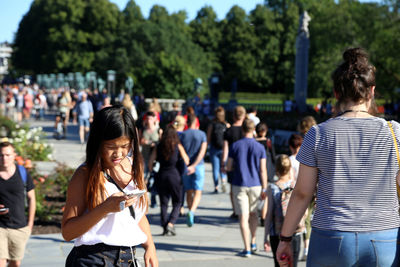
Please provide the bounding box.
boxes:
[155,242,239,254]
[30,235,73,244]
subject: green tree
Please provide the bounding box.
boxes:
[12,0,119,74]
[129,5,211,98]
[219,5,259,92]
[265,0,299,94]
[249,4,280,90]
[114,0,146,85]
[189,6,222,72]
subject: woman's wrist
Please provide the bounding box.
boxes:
[279,233,293,242]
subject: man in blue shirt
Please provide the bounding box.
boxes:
[180,113,207,227]
[226,119,267,257]
[74,92,94,144]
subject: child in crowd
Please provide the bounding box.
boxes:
[264,154,304,267]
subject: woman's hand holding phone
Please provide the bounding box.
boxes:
[124,190,146,208]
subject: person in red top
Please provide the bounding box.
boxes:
[183,106,200,130]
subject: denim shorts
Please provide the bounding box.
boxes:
[182,163,205,191]
[307,227,400,267]
[65,243,141,267]
[78,117,90,128]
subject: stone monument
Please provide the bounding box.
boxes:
[294,11,311,113]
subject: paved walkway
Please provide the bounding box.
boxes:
[21,116,306,267]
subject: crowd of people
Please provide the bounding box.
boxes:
[1,47,400,267]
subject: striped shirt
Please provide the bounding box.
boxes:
[297,116,400,232]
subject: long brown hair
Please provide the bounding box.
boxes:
[213,106,226,124]
[85,105,146,210]
[158,125,179,161]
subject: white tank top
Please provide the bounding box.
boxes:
[74,178,148,247]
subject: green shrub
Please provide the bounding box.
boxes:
[10,127,53,161]
[28,166,58,222]
[49,163,75,198]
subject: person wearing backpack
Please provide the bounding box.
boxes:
[207,106,230,193]
[0,142,36,267]
[264,154,304,267]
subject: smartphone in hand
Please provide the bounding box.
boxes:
[127,190,146,199]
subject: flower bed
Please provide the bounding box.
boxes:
[0,116,72,234]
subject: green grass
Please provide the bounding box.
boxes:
[218,92,386,107]
[218,92,284,104]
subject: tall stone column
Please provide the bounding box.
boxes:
[294,11,311,113]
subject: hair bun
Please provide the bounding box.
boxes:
[343,47,368,66]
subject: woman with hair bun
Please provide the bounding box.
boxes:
[277,48,400,266]
[62,105,158,267]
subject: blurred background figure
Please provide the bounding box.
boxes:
[122,93,138,121]
[148,125,189,236]
[207,106,230,193]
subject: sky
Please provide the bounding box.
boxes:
[0,0,380,44]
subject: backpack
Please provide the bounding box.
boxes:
[277,180,306,234]
[211,121,226,149]
[17,165,28,206]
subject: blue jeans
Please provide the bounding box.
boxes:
[209,146,226,188]
[307,227,400,267]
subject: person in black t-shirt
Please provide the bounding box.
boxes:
[0,142,35,267]
[221,105,246,218]
[207,106,230,193]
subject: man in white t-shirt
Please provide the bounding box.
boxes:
[248,107,260,126]
[288,134,303,180]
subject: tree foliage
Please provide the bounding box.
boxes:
[13,0,119,75]
[11,0,400,98]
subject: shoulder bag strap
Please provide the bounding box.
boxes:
[103,171,136,219]
[387,121,400,198]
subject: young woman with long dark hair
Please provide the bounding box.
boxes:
[148,125,189,236]
[62,105,158,267]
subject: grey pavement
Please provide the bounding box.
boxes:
[21,115,306,267]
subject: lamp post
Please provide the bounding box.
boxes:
[91,71,97,90]
[86,71,97,91]
[107,70,116,98]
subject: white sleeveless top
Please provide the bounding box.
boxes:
[74,178,148,247]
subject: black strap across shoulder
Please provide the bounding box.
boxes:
[103,171,135,219]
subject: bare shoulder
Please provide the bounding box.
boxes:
[68,165,90,191]
[63,165,90,221]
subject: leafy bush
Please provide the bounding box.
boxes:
[48,163,75,198]
[0,115,53,161]
[28,166,58,222]
[9,127,53,161]
[29,162,74,222]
